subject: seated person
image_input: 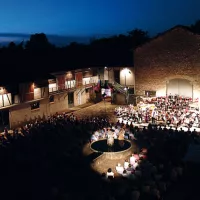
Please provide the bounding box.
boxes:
[129,132,135,140]
[116,163,124,174]
[133,153,140,160]
[141,148,148,154]
[133,160,139,169]
[101,173,107,181]
[90,135,97,142]
[124,132,129,139]
[128,171,137,180]
[127,164,133,174]
[130,154,136,165]
[130,190,140,200]
[106,168,114,179]
[135,167,142,177]
[124,160,129,170]
[122,170,129,178]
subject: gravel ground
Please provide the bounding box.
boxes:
[70,101,119,123]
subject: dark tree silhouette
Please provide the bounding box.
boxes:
[8,42,16,50]
[190,20,200,34]
[0,27,151,84]
[25,33,54,50]
[128,28,150,48]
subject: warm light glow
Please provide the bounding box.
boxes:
[34,88,42,99]
[49,83,57,89]
[66,72,72,79]
[122,68,131,76]
[101,88,111,96]
[0,93,12,107]
[49,83,57,92]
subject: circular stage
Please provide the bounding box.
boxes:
[90,139,132,160]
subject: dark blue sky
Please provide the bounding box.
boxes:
[0,0,200,45]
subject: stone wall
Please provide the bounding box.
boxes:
[9,98,50,128]
[49,92,68,113]
[115,93,126,105]
[134,27,200,98]
[9,88,91,128]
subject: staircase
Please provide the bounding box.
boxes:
[76,88,85,96]
[112,81,129,104]
[112,81,127,95]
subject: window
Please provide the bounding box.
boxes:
[31,102,40,110]
[101,88,111,97]
[49,95,54,103]
[145,91,156,97]
[49,83,57,92]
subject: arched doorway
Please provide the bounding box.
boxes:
[167,79,193,97]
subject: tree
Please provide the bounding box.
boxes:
[190,20,200,34]
[25,33,54,51]
[8,42,16,50]
[128,28,150,48]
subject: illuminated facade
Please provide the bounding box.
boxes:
[0,66,134,129]
[134,26,200,101]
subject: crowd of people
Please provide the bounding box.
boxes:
[0,100,199,200]
[90,116,200,200]
[115,95,200,131]
[0,112,113,200]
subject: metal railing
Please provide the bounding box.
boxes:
[49,80,97,93]
[112,81,127,95]
[82,79,98,86]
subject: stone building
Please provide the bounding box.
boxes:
[134,25,200,100]
[0,66,134,129]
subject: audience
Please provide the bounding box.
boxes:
[0,102,199,200]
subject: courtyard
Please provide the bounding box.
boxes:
[1,100,200,200]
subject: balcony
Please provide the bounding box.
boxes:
[48,79,97,94]
[21,87,48,102]
[83,76,98,88]
[49,84,76,94]
[0,93,12,108]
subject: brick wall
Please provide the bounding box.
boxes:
[134,27,200,98]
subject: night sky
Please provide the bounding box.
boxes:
[0,0,200,45]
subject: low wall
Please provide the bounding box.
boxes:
[103,145,132,160]
[91,140,132,161]
[114,93,126,105]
